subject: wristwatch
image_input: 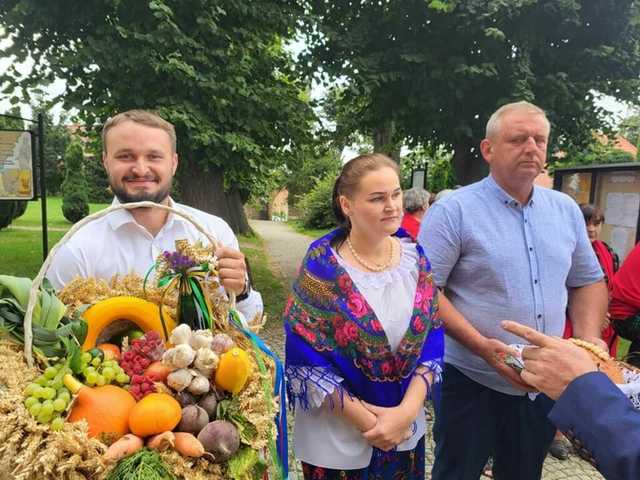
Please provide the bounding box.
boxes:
[236,276,252,302]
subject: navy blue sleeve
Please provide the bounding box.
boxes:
[549,372,640,480]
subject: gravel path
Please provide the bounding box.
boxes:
[250,220,603,480]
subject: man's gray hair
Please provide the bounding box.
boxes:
[485,101,550,139]
[403,187,430,213]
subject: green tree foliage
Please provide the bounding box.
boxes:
[41,113,71,196]
[0,0,314,233]
[300,0,640,184]
[619,113,640,150]
[298,174,337,229]
[286,147,342,204]
[61,142,89,223]
[401,143,457,192]
[553,141,636,171]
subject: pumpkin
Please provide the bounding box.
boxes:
[214,347,252,395]
[129,393,182,437]
[63,374,136,440]
[81,296,176,351]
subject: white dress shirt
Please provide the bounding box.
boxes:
[46,198,263,322]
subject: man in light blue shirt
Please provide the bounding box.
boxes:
[419,101,608,480]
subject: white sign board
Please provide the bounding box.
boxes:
[0,130,33,199]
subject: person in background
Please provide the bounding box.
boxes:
[611,242,640,367]
[564,204,619,354]
[420,101,607,480]
[400,187,430,240]
[285,153,443,479]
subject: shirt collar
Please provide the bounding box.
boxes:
[484,174,536,208]
[107,197,182,231]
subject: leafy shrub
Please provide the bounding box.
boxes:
[0,200,27,230]
[61,142,89,223]
[298,174,337,229]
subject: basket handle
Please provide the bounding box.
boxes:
[23,201,236,367]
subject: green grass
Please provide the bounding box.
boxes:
[0,229,67,278]
[239,233,288,325]
[12,197,110,229]
[288,219,333,239]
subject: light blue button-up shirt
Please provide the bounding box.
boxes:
[418,175,603,395]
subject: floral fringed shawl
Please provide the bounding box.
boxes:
[284,228,444,410]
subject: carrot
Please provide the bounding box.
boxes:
[104,434,144,462]
[173,432,205,458]
[147,431,175,451]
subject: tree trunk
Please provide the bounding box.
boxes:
[177,161,251,234]
[373,120,401,163]
[452,140,488,186]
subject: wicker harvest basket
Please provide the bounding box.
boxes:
[0,201,283,480]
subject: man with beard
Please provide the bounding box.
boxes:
[47,110,262,322]
[419,101,608,480]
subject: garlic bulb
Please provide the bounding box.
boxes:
[190,329,213,350]
[187,373,211,395]
[167,368,195,392]
[169,324,192,346]
[193,348,219,377]
[163,344,196,370]
[210,333,234,354]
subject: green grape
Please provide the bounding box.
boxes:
[43,366,58,379]
[36,376,48,386]
[28,402,42,417]
[85,372,98,386]
[91,357,102,368]
[115,373,130,384]
[81,352,92,364]
[37,411,53,424]
[57,389,71,402]
[24,383,40,396]
[41,387,56,400]
[53,398,67,412]
[95,374,106,386]
[48,378,63,390]
[102,367,115,382]
[51,416,65,431]
[40,401,55,417]
[24,397,39,409]
[83,366,96,376]
[35,386,49,399]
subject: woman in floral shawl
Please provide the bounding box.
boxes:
[284,154,444,479]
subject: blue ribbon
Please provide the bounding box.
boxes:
[229,310,288,480]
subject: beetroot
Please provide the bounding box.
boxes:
[197,420,240,462]
[178,405,209,435]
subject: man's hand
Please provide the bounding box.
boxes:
[479,338,536,392]
[362,402,415,451]
[501,321,597,400]
[215,246,247,295]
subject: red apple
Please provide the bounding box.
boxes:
[144,361,172,382]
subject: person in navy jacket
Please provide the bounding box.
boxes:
[502,320,640,480]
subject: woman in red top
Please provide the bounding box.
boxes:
[611,242,640,366]
[564,204,619,355]
[400,188,430,240]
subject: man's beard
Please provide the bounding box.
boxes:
[110,179,172,204]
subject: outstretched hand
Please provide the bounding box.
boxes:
[480,337,536,392]
[501,321,598,400]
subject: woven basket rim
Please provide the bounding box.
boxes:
[22,201,234,367]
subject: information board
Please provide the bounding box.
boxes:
[0,130,34,200]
